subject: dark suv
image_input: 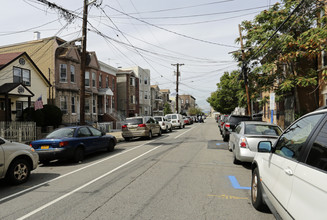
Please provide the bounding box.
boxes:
[222,115,251,141]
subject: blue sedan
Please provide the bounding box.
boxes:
[30,126,117,163]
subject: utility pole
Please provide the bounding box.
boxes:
[238,24,251,116]
[80,0,89,125]
[172,63,184,113]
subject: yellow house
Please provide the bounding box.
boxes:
[0,52,50,121]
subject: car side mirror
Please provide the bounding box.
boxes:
[258,141,272,153]
[101,131,106,136]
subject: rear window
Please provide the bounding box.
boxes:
[154,117,163,121]
[245,124,282,136]
[125,118,143,125]
[229,116,251,124]
[47,128,75,138]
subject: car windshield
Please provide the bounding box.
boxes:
[245,124,282,136]
[46,128,75,138]
[125,118,143,125]
[172,115,177,119]
[154,117,162,121]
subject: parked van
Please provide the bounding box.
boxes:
[165,114,185,129]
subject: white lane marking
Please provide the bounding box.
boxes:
[174,126,196,139]
[0,140,155,203]
[17,145,162,220]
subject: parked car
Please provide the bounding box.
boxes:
[251,109,327,219]
[154,116,172,133]
[30,126,117,163]
[165,114,185,129]
[222,115,251,142]
[183,116,190,125]
[229,121,282,164]
[186,116,194,124]
[218,115,229,133]
[0,137,39,184]
[122,116,161,141]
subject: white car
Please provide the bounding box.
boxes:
[165,114,185,129]
[251,109,327,219]
[0,137,39,184]
[154,116,172,133]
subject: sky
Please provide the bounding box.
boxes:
[1,0,279,112]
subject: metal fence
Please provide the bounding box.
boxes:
[0,121,36,143]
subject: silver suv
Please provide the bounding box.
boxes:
[0,137,39,184]
[251,109,327,219]
[122,116,161,141]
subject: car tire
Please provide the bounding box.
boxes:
[124,137,131,141]
[6,158,31,185]
[158,129,162,136]
[233,155,241,165]
[107,139,115,152]
[148,131,153,140]
[251,168,268,211]
[73,147,84,163]
[179,124,182,129]
[169,127,172,132]
[223,134,229,142]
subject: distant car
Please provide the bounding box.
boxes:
[222,115,251,142]
[218,115,229,133]
[251,110,327,219]
[122,116,161,141]
[30,126,117,163]
[229,121,282,164]
[186,116,193,124]
[165,114,185,129]
[0,137,39,184]
[154,116,172,133]
[183,116,190,125]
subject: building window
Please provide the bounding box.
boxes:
[85,71,90,87]
[16,101,23,118]
[186,99,189,104]
[144,77,148,85]
[71,96,76,114]
[60,64,67,82]
[85,98,90,113]
[93,97,96,114]
[70,65,75,83]
[106,77,109,88]
[130,77,135,86]
[112,78,115,91]
[13,67,31,86]
[145,91,148,99]
[60,96,68,114]
[99,74,102,88]
[181,100,184,104]
[92,72,96,87]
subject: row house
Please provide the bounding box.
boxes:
[122,66,151,116]
[0,52,50,121]
[179,94,196,115]
[151,85,163,116]
[116,69,139,118]
[0,36,118,124]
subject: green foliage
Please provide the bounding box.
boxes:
[163,103,172,115]
[188,107,203,116]
[21,104,62,127]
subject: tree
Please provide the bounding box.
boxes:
[235,0,326,114]
[188,107,202,116]
[163,103,172,115]
[207,71,242,114]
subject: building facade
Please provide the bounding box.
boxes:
[151,85,163,116]
[179,94,196,115]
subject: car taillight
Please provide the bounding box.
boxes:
[162,122,165,126]
[240,137,247,148]
[138,124,146,127]
[59,141,69,147]
[225,123,230,128]
[122,125,127,129]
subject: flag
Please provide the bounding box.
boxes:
[34,95,43,110]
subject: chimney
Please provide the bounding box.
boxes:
[34,31,40,40]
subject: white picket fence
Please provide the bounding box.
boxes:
[0,121,36,143]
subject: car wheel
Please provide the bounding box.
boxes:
[148,131,153,140]
[6,159,31,185]
[158,129,162,136]
[124,137,131,141]
[179,124,182,129]
[251,168,268,211]
[233,155,241,165]
[73,147,84,163]
[107,139,115,152]
[169,127,173,132]
[223,134,229,142]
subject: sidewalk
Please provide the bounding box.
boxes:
[107,130,124,142]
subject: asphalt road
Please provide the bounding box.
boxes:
[0,117,274,220]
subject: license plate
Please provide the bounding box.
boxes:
[41,145,49,149]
